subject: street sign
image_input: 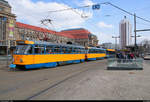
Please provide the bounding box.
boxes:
[92,4,100,10]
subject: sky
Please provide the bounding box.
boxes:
[7,0,150,44]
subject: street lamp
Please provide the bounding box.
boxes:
[131,35,141,38]
[131,35,141,51]
[112,36,120,50]
[131,35,141,46]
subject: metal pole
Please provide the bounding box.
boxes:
[115,37,117,49]
[112,36,119,50]
[7,40,9,67]
[134,13,137,47]
[136,29,150,32]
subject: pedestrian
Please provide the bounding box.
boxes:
[130,53,135,62]
[116,53,121,63]
[125,53,128,63]
[127,52,132,62]
[120,52,124,63]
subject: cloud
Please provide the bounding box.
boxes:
[7,0,92,31]
[82,0,94,6]
[75,0,94,6]
[93,31,115,44]
[97,22,113,28]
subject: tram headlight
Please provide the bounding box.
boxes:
[20,59,23,63]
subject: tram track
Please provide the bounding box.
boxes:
[25,60,103,100]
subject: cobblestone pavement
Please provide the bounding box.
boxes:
[0,59,150,100]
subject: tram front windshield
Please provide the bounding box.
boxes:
[15,45,32,54]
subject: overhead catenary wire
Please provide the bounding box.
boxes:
[132,5,150,13]
[47,2,150,24]
[136,22,150,27]
[100,2,150,23]
[48,5,90,13]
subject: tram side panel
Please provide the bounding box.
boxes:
[13,55,34,65]
[13,53,85,69]
[86,53,106,61]
[86,48,106,61]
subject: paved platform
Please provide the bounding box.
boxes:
[0,59,150,100]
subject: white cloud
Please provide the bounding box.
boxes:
[7,0,92,31]
[93,31,115,44]
[75,0,94,6]
[82,0,94,6]
[97,22,113,28]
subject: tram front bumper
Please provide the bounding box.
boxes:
[9,64,16,68]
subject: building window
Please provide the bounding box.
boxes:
[21,34,25,40]
[0,8,3,11]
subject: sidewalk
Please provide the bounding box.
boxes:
[0,55,12,68]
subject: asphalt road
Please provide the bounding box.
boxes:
[0,59,150,100]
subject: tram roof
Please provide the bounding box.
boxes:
[106,49,115,51]
[88,47,106,50]
[21,40,85,48]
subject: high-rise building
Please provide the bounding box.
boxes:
[119,16,132,49]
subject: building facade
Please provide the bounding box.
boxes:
[119,16,132,49]
[0,0,16,55]
[0,0,98,55]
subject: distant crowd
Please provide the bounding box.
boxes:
[116,51,140,63]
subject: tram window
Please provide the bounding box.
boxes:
[34,45,45,54]
[80,48,82,53]
[102,50,105,53]
[74,48,77,53]
[62,47,67,53]
[94,49,96,53]
[46,46,53,54]
[54,46,61,53]
[15,45,24,54]
[15,45,32,54]
[72,48,75,53]
[68,47,72,53]
[100,50,102,53]
[96,50,98,53]
[76,48,80,53]
[92,49,94,53]
[99,50,101,53]
[90,49,93,53]
[73,48,77,53]
[25,46,33,54]
[78,48,81,53]
[88,49,91,53]
[97,50,99,53]
[82,48,85,53]
[95,50,97,53]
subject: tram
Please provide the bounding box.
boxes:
[11,40,107,69]
[13,40,86,69]
[86,47,106,60]
[106,49,116,58]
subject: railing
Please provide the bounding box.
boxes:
[0,40,16,46]
[0,40,8,46]
[107,58,143,70]
[0,55,12,67]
